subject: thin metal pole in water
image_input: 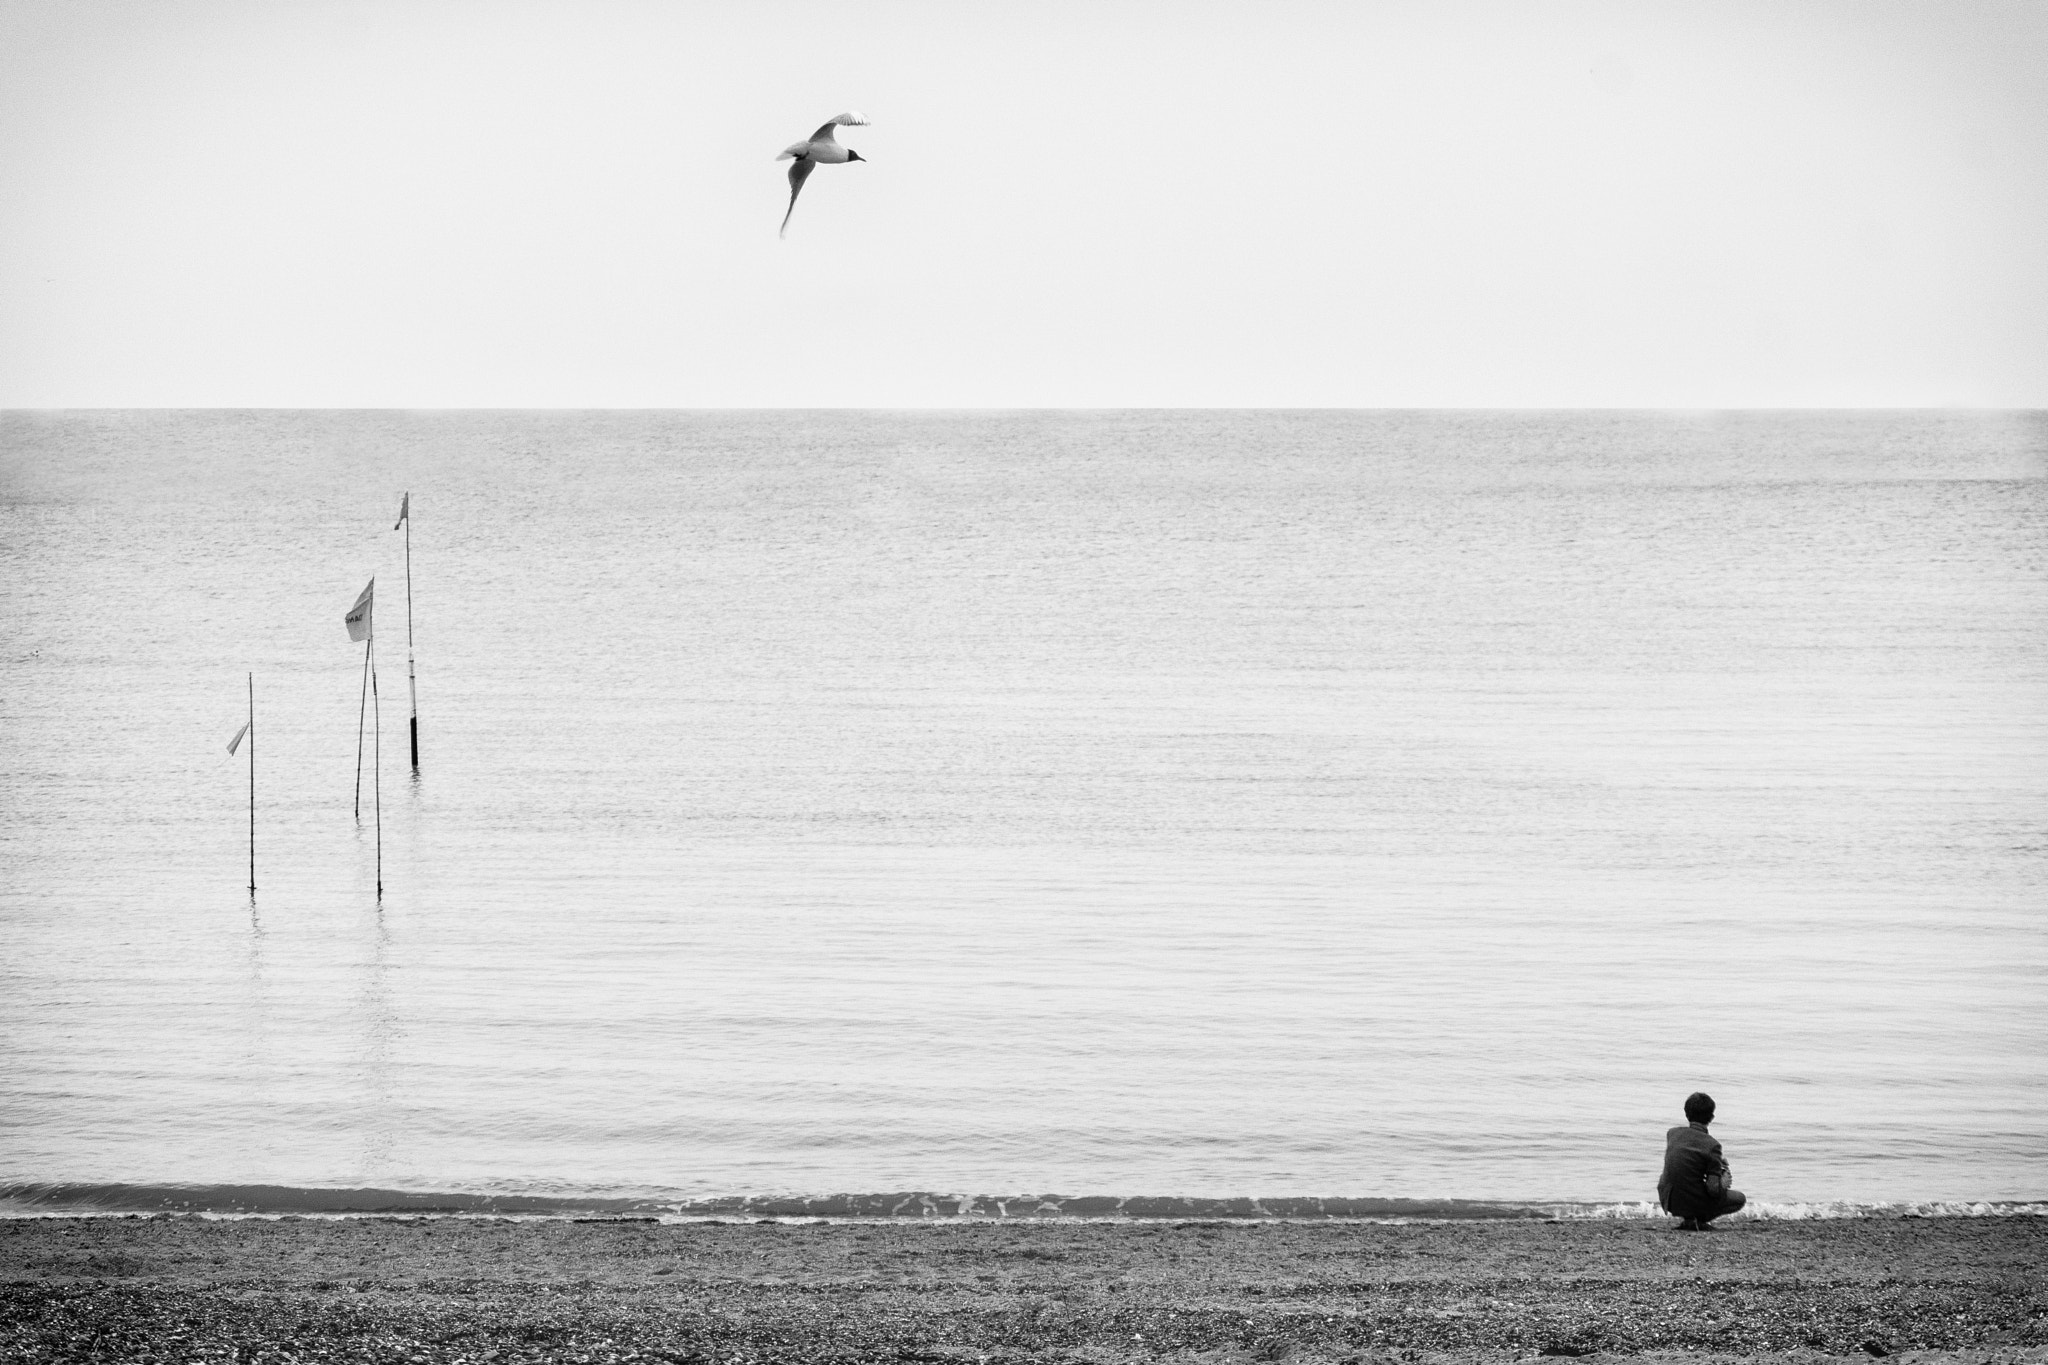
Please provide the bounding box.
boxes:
[354,637,371,819]
[247,671,256,894]
[372,635,383,899]
[402,493,419,773]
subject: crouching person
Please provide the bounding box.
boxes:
[1658,1091,1746,1229]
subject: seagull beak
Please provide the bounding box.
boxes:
[849,151,866,162]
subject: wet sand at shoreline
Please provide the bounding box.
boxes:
[3,1215,2043,1363]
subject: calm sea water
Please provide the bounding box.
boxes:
[2,410,2044,1216]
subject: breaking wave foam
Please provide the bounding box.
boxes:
[3,1184,2043,1222]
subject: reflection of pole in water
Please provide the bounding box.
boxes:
[357,902,397,1175]
[241,893,272,1119]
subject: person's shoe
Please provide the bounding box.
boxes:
[1676,1218,1701,1231]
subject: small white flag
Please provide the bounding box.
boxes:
[394,492,409,530]
[227,720,250,756]
[345,578,374,642]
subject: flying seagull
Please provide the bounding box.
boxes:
[777,111,869,237]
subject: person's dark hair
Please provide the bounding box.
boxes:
[1684,1092,1716,1123]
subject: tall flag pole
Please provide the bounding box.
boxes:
[349,582,373,818]
[353,641,369,818]
[227,679,255,893]
[343,578,382,897]
[345,579,374,819]
[248,673,255,893]
[371,634,383,899]
[395,492,419,773]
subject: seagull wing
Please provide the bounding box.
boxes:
[780,157,815,238]
[809,111,869,142]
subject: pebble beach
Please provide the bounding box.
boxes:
[3,1214,2043,1364]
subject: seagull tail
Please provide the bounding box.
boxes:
[780,159,811,238]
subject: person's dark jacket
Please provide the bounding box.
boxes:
[1658,1122,1730,1216]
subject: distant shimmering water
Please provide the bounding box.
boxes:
[2,409,2043,1214]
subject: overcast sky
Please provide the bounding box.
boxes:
[2,0,2043,407]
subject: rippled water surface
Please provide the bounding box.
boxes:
[2,410,2043,1208]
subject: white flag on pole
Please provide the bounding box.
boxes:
[345,578,374,642]
[394,492,408,530]
[227,720,250,756]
